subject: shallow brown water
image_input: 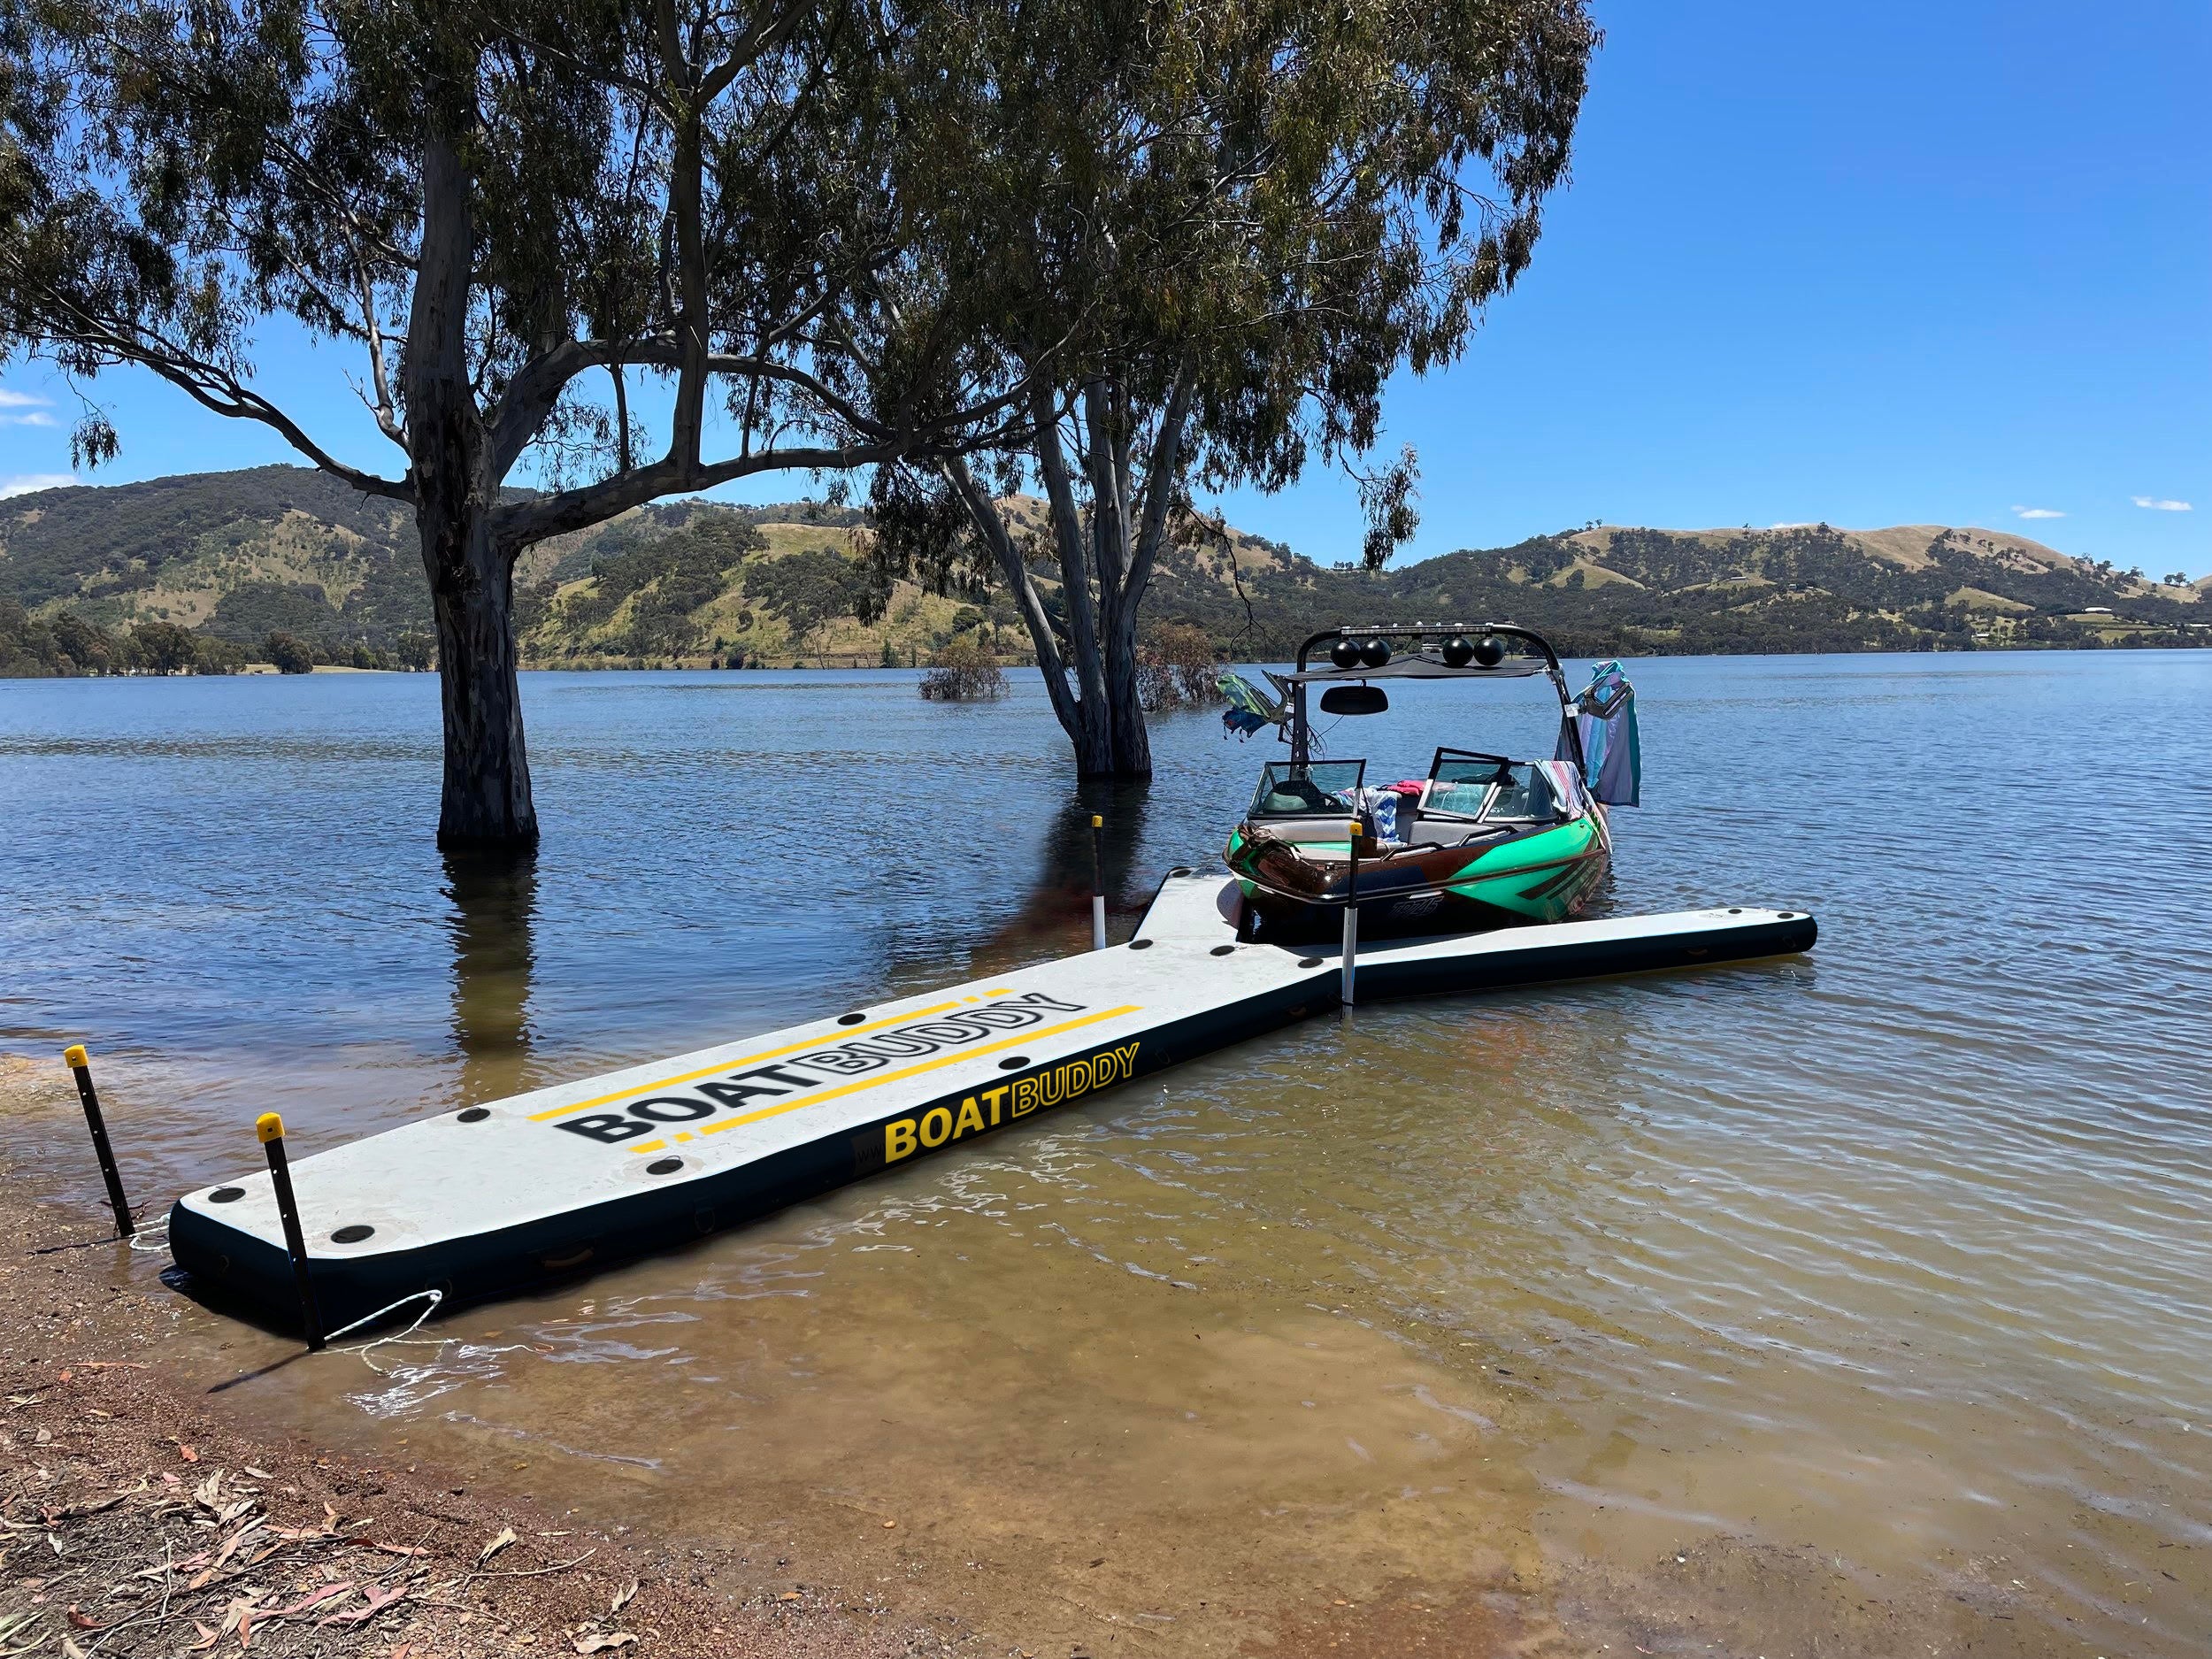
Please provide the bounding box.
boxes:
[5,653,2209,1654]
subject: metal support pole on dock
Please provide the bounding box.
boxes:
[1341,821,1360,1006]
[1090,814,1108,952]
[62,1045,134,1238]
[257,1114,324,1351]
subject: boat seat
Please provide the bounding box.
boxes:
[1251,816,1356,846]
[1402,815,1523,849]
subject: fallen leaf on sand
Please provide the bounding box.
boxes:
[882,1519,896,1529]
[65,1607,100,1631]
[319,1583,406,1626]
[572,1633,636,1654]
[178,1444,199,1463]
[188,1620,219,1650]
[777,1593,801,1602]
[242,1465,271,1479]
[478,1525,519,1567]
[271,1581,355,1617]
[610,1580,639,1615]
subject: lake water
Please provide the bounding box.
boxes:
[4,653,2208,1655]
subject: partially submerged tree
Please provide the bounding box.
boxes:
[1,0,1023,845]
[869,0,1596,776]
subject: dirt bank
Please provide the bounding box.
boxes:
[0,1056,939,1659]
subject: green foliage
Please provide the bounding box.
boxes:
[124,621,245,674]
[1136,622,1221,710]
[919,637,1009,701]
[546,513,763,656]
[265,631,317,673]
[207,581,344,647]
[869,0,1598,772]
[745,548,884,644]
[0,596,89,675]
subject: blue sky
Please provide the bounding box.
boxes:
[3,0,2206,577]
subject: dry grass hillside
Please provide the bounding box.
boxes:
[4,466,2202,673]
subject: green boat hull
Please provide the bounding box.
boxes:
[1226,815,1610,945]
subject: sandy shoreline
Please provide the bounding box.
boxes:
[0,1056,945,1659]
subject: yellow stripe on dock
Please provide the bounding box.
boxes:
[526,995,1002,1122]
[625,1005,1144,1153]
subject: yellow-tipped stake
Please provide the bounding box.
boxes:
[257,1113,324,1350]
[1341,821,1362,1007]
[61,1044,134,1238]
[1090,813,1108,951]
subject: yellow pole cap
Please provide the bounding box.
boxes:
[256,1112,286,1144]
[1090,814,1102,828]
[63,1044,88,1069]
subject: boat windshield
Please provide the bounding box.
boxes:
[1248,760,1365,818]
[1425,752,1553,822]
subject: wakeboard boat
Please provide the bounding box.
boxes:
[1219,624,1635,944]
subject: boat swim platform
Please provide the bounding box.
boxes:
[168,877,1816,1333]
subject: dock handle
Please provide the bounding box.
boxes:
[257,1113,325,1352]
[1341,822,1360,1006]
[1090,813,1107,951]
[62,1045,134,1239]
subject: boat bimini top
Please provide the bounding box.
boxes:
[1280,624,1586,774]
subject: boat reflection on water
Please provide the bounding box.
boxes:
[440,847,538,1105]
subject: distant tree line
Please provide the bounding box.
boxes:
[0,596,434,676]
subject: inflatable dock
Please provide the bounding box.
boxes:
[168,877,1815,1333]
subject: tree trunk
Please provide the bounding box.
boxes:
[1030,385,1113,775]
[1100,599,1152,778]
[407,127,538,849]
[423,506,537,849]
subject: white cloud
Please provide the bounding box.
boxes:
[2131,495,2193,511]
[0,473,76,499]
[2011,505,2064,519]
[0,387,57,426]
[1770,520,1816,528]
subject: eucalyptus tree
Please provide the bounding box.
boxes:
[868,0,1597,778]
[1,0,1021,846]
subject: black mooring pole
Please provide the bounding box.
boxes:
[257,1113,325,1351]
[62,1045,134,1238]
[1090,813,1107,951]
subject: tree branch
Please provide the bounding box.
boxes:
[494,437,898,549]
[943,455,1082,741]
[1124,368,1194,608]
[18,290,411,503]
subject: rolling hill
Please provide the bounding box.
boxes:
[1,465,2202,675]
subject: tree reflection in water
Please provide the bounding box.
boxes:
[981,778,1156,957]
[441,847,538,1104]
